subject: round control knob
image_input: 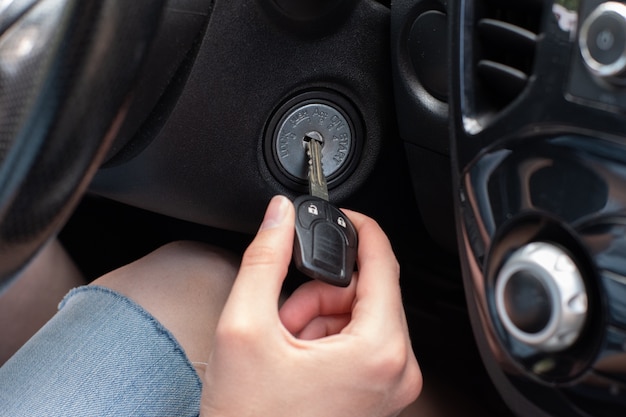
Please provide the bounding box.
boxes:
[495,242,588,352]
[580,2,626,83]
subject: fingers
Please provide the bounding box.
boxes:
[206,200,421,417]
[297,314,352,340]
[282,209,405,341]
[221,198,403,344]
[339,210,405,337]
[218,196,294,329]
[279,278,357,335]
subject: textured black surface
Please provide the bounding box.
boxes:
[390,0,455,253]
[102,0,213,164]
[0,0,168,286]
[91,0,393,235]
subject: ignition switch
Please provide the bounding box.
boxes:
[275,102,351,180]
[265,91,361,192]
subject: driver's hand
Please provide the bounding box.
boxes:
[200,195,422,417]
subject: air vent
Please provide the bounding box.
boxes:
[470,0,543,120]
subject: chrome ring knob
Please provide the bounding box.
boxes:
[495,242,588,352]
[580,2,626,83]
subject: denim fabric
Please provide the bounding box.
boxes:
[0,286,202,416]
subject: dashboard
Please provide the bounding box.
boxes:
[24,0,626,415]
[82,0,626,415]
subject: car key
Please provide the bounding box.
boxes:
[292,131,357,287]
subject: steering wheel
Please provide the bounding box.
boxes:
[0,0,167,288]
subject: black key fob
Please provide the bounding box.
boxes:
[292,195,358,287]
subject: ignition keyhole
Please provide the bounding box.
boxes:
[273,102,353,182]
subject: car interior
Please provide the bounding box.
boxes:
[1,0,625,415]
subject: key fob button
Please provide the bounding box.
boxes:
[312,222,346,277]
[329,208,357,247]
[297,199,326,229]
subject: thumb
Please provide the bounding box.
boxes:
[219,195,295,327]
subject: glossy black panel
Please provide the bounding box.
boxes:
[594,326,626,384]
[599,272,626,329]
[455,137,626,415]
[561,372,626,417]
[451,0,626,415]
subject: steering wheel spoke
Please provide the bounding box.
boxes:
[0,0,167,288]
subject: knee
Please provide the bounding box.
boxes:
[91,241,240,363]
[92,240,239,303]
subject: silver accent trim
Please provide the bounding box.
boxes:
[579,2,626,79]
[495,242,588,352]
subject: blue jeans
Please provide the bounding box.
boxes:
[0,286,202,416]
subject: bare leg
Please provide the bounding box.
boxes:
[0,240,85,365]
[90,241,239,376]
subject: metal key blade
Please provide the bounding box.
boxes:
[304,131,329,201]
